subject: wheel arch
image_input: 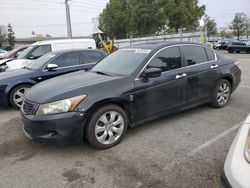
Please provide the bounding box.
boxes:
[221,75,233,91]
[7,82,34,104]
[85,98,132,126]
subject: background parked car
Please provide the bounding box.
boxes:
[0,45,29,72]
[0,49,107,108]
[4,38,97,71]
[21,42,241,149]
[214,40,228,50]
[222,114,250,188]
[0,48,7,58]
[227,41,250,53]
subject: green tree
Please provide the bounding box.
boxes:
[230,12,247,39]
[204,15,217,40]
[99,0,127,39]
[160,0,205,32]
[99,0,163,39]
[246,18,250,38]
[99,0,205,39]
[7,23,15,49]
[0,26,6,48]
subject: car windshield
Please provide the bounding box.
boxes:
[26,52,56,70]
[18,45,34,59]
[91,48,151,76]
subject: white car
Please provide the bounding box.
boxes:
[0,49,7,58]
[4,38,96,71]
[223,114,250,188]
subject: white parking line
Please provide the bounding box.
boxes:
[160,121,242,176]
[240,85,250,89]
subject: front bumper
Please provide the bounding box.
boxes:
[223,114,250,188]
[21,111,89,144]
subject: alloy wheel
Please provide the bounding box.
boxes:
[95,111,124,145]
[217,83,230,106]
[13,87,29,108]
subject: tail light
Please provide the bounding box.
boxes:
[234,61,240,68]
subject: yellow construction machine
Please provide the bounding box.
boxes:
[92,32,117,54]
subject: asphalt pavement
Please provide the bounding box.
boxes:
[0,51,249,188]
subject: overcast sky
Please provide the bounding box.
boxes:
[0,0,249,38]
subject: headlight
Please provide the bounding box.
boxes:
[0,65,7,70]
[36,95,87,115]
[245,129,250,163]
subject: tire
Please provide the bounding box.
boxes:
[211,79,231,108]
[9,84,31,109]
[85,104,128,149]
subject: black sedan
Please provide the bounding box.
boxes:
[0,49,106,108]
[227,41,250,53]
[21,42,241,149]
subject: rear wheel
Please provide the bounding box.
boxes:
[211,79,231,108]
[9,84,31,109]
[85,104,128,149]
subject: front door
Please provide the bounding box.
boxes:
[38,51,83,82]
[131,46,188,124]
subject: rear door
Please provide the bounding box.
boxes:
[182,45,219,105]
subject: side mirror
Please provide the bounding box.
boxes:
[47,64,58,71]
[28,55,36,60]
[141,67,162,78]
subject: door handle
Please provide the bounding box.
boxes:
[211,64,218,69]
[176,73,187,79]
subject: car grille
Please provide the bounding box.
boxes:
[22,100,37,115]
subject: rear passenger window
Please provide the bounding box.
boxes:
[183,46,208,65]
[83,51,104,64]
[205,48,215,61]
[147,47,182,72]
[50,52,80,68]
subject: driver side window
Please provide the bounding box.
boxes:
[50,52,81,68]
[147,47,182,72]
[30,45,51,58]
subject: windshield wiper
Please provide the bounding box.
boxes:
[92,71,110,76]
[23,66,32,70]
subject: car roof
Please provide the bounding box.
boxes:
[125,41,205,50]
[50,49,106,55]
[31,38,95,46]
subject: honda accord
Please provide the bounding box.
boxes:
[21,42,241,149]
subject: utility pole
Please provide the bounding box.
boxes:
[65,0,72,38]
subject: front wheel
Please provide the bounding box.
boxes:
[85,105,128,149]
[9,84,31,109]
[211,79,231,108]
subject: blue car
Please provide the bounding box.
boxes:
[0,49,107,108]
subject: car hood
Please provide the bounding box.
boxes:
[0,68,33,81]
[26,71,122,104]
[6,59,32,71]
[0,58,14,65]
